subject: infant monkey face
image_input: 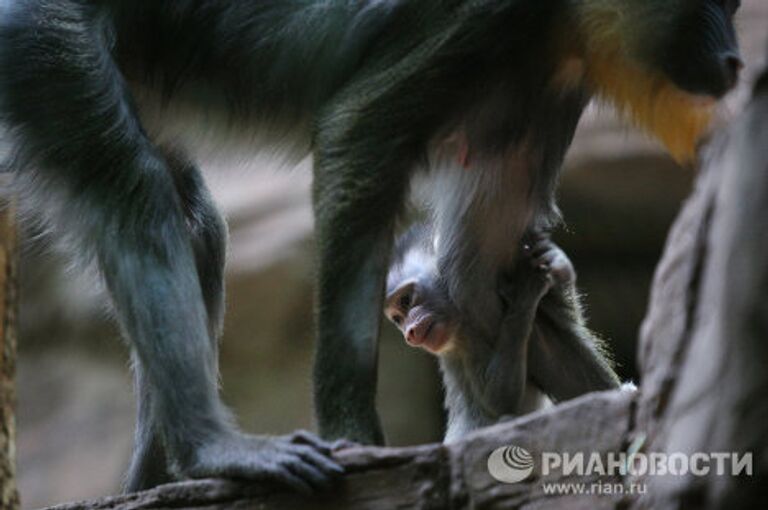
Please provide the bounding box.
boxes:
[385,248,458,355]
[385,279,457,354]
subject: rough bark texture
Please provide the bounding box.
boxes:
[0,199,19,510]
[46,391,634,510]
[36,36,768,510]
[632,68,768,509]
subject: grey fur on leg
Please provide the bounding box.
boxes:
[311,89,422,444]
[527,238,621,401]
[0,1,342,490]
[124,355,172,493]
[125,151,229,492]
[165,150,228,343]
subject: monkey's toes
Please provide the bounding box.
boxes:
[526,239,557,269]
[330,438,361,451]
[183,431,345,494]
[526,240,574,285]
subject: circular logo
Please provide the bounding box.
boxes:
[487,445,534,483]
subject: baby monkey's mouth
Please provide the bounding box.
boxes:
[406,309,453,354]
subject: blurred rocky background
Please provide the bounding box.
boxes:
[15,2,768,508]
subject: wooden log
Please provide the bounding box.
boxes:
[0,198,19,510]
[44,391,634,510]
[632,63,768,510]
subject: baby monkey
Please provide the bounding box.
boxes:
[385,225,620,441]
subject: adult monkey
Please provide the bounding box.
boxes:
[0,0,741,493]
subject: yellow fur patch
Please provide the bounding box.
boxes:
[587,50,714,164]
[578,3,714,164]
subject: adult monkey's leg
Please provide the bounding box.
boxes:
[125,357,172,492]
[125,150,228,492]
[312,98,418,444]
[0,0,343,491]
[165,150,228,344]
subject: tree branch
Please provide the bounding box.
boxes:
[47,391,634,510]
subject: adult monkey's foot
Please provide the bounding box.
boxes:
[177,429,345,494]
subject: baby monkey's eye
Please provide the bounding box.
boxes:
[399,293,412,310]
[393,315,403,326]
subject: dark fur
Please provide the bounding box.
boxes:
[0,0,739,491]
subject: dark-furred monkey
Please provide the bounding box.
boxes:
[0,0,740,491]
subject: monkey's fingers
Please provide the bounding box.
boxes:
[330,439,360,451]
[292,443,345,474]
[266,442,345,493]
[270,467,315,495]
[186,453,324,494]
[294,444,346,481]
[243,455,332,495]
[289,429,334,455]
[528,240,556,260]
[522,230,550,250]
[282,447,341,491]
[183,432,345,493]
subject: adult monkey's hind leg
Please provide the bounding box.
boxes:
[312,99,417,445]
[125,150,228,493]
[125,357,172,492]
[0,0,343,493]
[165,150,228,344]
